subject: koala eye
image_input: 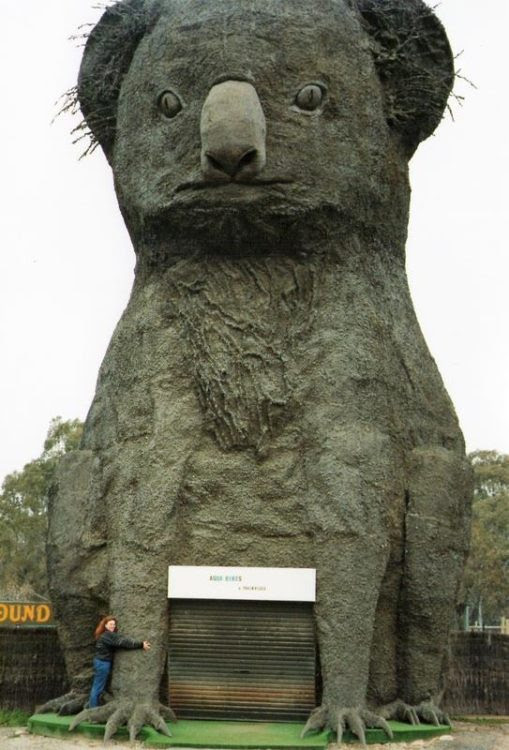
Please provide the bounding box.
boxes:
[295,84,325,112]
[158,90,183,118]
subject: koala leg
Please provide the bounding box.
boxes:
[304,536,394,743]
[68,446,181,741]
[68,547,175,741]
[384,446,472,726]
[367,542,404,708]
[302,426,397,743]
[41,450,108,715]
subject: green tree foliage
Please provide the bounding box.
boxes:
[0,418,83,600]
[463,451,509,624]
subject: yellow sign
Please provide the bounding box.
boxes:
[0,602,53,626]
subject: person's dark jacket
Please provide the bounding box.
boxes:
[95,631,143,662]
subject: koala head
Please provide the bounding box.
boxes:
[78,0,453,253]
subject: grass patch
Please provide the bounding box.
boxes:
[0,709,31,727]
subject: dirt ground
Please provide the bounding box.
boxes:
[1,721,508,750]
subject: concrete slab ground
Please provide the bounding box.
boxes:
[0,718,507,750]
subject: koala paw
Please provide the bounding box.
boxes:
[301,703,393,744]
[68,699,177,741]
[37,691,88,716]
[380,698,451,727]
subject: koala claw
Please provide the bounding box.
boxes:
[68,699,175,741]
[380,698,450,727]
[37,691,87,716]
[415,700,451,727]
[301,703,393,745]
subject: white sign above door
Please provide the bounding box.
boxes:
[168,565,316,602]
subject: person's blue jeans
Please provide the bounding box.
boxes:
[89,657,112,708]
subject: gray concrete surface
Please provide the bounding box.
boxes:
[1,720,508,750]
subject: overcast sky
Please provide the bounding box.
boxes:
[1,1,507,483]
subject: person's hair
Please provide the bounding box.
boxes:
[94,615,118,640]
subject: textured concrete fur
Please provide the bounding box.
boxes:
[44,0,472,742]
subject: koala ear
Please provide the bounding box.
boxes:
[78,0,157,162]
[356,0,454,154]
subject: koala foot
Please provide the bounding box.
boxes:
[37,691,88,716]
[301,703,393,744]
[380,699,451,727]
[68,699,176,741]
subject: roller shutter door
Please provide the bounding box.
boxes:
[168,599,316,721]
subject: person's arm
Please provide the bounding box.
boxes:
[110,632,150,651]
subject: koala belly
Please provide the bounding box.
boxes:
[169,436,315,569]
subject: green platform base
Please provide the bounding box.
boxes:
[28,713,451,748]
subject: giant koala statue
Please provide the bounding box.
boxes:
[42,0,472,742]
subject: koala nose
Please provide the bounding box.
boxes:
[200,80,266,181]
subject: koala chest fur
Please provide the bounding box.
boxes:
[84,239,421,567]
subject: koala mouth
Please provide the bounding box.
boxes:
[174,178,294,193]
